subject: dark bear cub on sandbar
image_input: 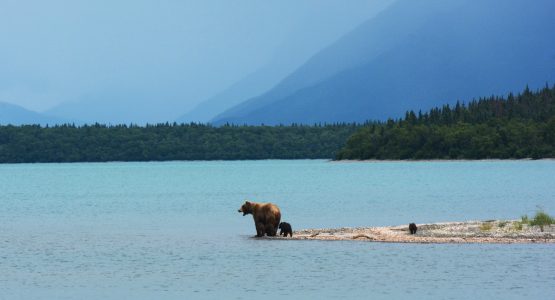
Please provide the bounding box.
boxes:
[238,201,281,237]
[279,222,293,237]
[409,223,418,234]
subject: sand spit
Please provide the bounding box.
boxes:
[282,221,555,244]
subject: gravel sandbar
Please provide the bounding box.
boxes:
[276,221,555,244]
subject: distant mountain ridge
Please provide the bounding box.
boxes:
[212,0,555,125]
[175,1,395,124]
[175,63,291,124]
[0,102,69,126]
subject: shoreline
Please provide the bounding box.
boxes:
[277,220,555,244]
[330,158,555,163]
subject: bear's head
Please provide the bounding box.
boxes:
[238,201,253,216]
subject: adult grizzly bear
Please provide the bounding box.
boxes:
[238,201,281,237]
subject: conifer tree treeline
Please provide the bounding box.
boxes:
[1,85,554,163]
[0,123,358,163]
[336,85,555,160]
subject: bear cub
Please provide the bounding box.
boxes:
[279,222,293,237]
[409,223,418,234]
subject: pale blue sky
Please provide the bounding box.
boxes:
[0,0,392,120]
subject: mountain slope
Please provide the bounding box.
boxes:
[175,64,290,124]
[212,0,440,123]
[213,0,555,125]
[176,1,394,124]
[0,102,68,126]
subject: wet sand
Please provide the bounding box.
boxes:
[278,220,555,244]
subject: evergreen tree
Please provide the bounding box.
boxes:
[336,85,555,160]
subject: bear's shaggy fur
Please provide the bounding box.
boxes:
[238,201,281,237]
[409,223,418,234]
[278,222,293,237]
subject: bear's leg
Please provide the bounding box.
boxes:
[265,223,277,236]
[289,231,293,237]
[255,222,265,237]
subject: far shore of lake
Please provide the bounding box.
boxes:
[331,158,555,163]
[273,220,555,244]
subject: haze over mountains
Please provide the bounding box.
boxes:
[1,0,391,125]
[2,0,554,126]
[0,102,68,126]
[175,2,393,124]
[212,0,555,125]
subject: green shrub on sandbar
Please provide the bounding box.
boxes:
[529,211,555,232]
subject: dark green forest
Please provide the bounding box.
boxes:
[336,85,555,160]
[1,85,554,163]
[0,123,359,163]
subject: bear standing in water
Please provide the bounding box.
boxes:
[238,201,281,237]
[279,222,293,237]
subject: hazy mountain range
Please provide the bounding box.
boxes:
[212,0,555,125]
[2,1,388,126]
[0,102,68,126]
[2,0,554,126]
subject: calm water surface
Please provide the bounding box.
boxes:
[1,160,554,299]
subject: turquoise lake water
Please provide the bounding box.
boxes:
[1,160,554,299]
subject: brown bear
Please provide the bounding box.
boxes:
[238,201,281,237]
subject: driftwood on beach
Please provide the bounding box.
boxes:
[275,220,555,244]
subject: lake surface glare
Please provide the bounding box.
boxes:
[1,160,554,299]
